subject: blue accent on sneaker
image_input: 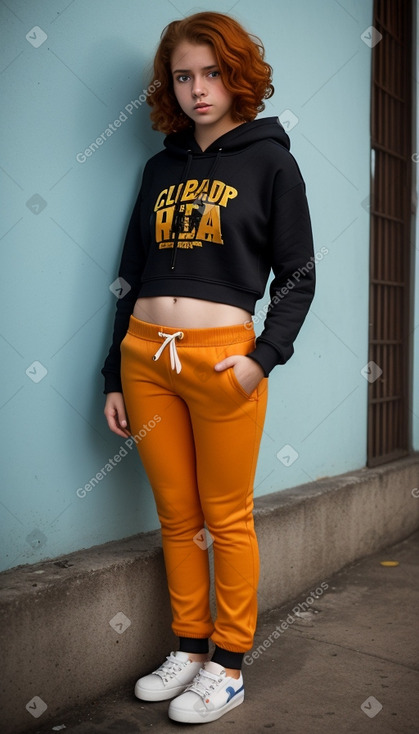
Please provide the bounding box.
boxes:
[226,683,244,702]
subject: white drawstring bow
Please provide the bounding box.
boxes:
[152,331,184,373]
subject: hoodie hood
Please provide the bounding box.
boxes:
[164,116,290,157]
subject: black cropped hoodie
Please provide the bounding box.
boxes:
[101,117,315,393]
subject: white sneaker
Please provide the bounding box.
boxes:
[134,650,205,702]
[168,660,244,723]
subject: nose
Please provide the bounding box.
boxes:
[192,76,207,98]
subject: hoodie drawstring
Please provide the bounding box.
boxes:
[152,331,184,373]
[170,150,193,271]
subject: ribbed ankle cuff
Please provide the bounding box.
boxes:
[212,645,244,670]
[178,636,209,654]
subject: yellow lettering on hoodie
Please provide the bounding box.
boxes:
[182,179,199,201]
[165,185,177,206]
[155,207,174,241]
[207,180,225,203]
[154,189,167,211]
[153,178,237,247]
[154,183,185,210]
[218,185,237,207]
[196,204,223,243]
[195,179,210,198]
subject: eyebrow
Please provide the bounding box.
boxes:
[172,64,218,74]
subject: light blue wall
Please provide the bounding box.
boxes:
[1,0,376,572]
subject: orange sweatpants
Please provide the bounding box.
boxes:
[120,315,268,653]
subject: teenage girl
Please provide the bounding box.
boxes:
[102,11,315,725]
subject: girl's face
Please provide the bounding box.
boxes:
[171,41,238,140]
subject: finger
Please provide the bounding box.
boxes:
[214,355,239,371]
[109,416,131,439]
[113,427,130,438]
[105,408,127,437]
[115,412,131,437]
[115,427,131,438]
[117,410,131,435]
[107,415,122,436]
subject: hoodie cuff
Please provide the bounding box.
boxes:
[103,373,123,395]
[247,341,283,377]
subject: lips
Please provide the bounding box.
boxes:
[194,103,211,110]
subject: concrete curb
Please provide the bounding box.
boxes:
[1,454,418,734]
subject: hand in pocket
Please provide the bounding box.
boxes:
[214,354,265,395]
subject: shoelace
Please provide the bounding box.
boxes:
[154,652,186,683]
[186,668,223,700]
[152,331,184,373]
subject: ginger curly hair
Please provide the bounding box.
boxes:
[146,11,274,134]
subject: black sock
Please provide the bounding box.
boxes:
[178,636,209,654]
[211,645,244,670]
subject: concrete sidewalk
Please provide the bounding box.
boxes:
[31,531,419,734]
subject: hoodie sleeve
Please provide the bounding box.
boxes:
[101,168,149,394]
[247,168,315,376]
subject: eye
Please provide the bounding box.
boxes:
[208,70,220,78]
[176,74,190,83]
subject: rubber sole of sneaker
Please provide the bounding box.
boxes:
[168,690,244,723]
[134,681,190,702]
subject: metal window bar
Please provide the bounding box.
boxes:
[367,0,412,466]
